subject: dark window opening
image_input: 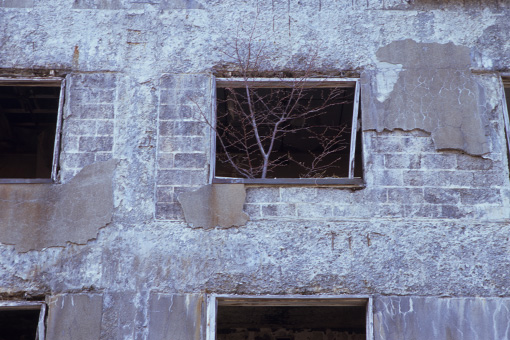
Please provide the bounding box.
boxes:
[213,79,362,182]
[0,309,40,340]
[0,84,61,179]
[216,305,366,340]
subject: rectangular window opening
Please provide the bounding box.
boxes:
[211,78,363,187]
[0,78,65,183]
[0,301,46,340]
[207,295,372,340]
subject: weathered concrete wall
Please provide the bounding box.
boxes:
[374,296,510,340]
[362,40,490,155]
[147,294,203,340]
[0,160,115,252]
[46,294,103,340]
[2,220,509,298]
[178,184,249,228]
[43,293,510,339]
[1,0,510,339]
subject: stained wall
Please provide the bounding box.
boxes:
[1,0,510,339]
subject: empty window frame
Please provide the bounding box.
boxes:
[0,301,46,340]
[206,295,373,340]
[0,78,65,183]
[502,76,510,175]
[211,78,363,186]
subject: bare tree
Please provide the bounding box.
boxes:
[195,18,354,179]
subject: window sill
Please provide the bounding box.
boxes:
[0,178,54,184]
[212,177,364,188]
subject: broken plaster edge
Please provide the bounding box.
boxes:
[178,183,249,229]
[0,159,117,253]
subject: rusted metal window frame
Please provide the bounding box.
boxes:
[0,77,65,184]
[0,300,46,340]
[210,77,363,187]
[206,294,373,340]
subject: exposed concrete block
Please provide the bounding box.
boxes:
[148,293,203,340]
[362,39,490,156]
[72,0,122,9]
[374,296,510,340]
[178,184,249,228]
[46,294,103,340]
[0,160,116,252]
[160,0,205,9]
[0,0,33,7]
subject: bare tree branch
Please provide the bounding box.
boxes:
[192,20,354,179]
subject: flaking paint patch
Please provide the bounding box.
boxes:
[0,160,116,252]
[374,61,403,102]
[178,184,249,229]
[363,39,490,156]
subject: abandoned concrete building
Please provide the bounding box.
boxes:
[2,0,510,339]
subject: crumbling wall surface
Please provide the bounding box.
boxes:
[475,16,510,70]
[0,160,115,252]
[1,1,510,75]
[1,220,507,296]
[1,0,510,338]
[1,220,510,336]
[38,292,510,340]
[374,296,510,340]
[155,74,210,220]
[362,40,490,155]
[59,73,117,183]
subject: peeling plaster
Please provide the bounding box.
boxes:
[178,184,249,229]
[373,61,403,103]
[363,39,490,156]
[0,160,116,252]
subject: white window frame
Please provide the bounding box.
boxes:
[0,77,65,184]
[210,78,363,187]
[0,300,46,340]
[206,294,373,340]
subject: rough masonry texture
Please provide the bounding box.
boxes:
[1,0,510,339]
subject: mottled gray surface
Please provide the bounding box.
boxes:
[0,160,115,252]
[0,0,33,7]
[0,220,507,297]
[148,294,203,340]
[1,0,510,338]
[178,184,249,228]
[100,291,139,339]
[374,296,510,340]
[46,294,103,340]
[72,0,122,9]
[363,40,490,155]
